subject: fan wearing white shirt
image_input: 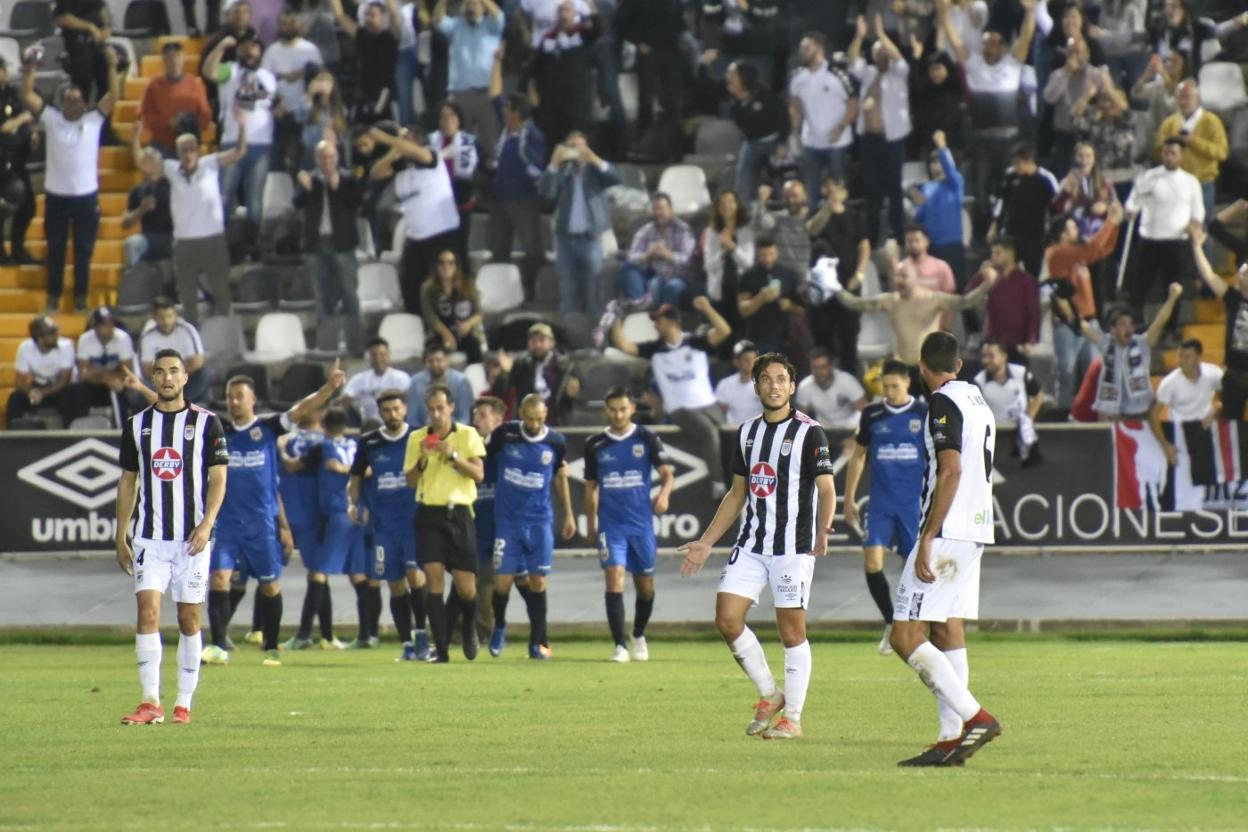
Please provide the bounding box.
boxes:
[341,337,413,425]
[795,348,868,433]
[77,307,142,425]
[715,340,762,426]
[140,298,210,404]
[6,316,82,427]
[1152,338,1222,510]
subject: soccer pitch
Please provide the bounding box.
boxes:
[1,637,1244,831]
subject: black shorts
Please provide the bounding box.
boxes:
[417,505,478,574]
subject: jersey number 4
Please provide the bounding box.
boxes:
[136,549,145,566]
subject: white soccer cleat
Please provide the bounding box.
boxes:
[202,645,229,666]
[610,645,630,663]
[320,637,346,650]
[243,630,264,646]
[629,635,649,662]
[878,623,894,656]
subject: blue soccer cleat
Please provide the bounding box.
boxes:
[414,632,430,661]
[398,642,418,662]
[528,643,551,661]
[489,626,507,657]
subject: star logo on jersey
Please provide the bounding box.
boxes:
[151,447,184,481]
[749,462,777,498]
[16,437,123,511]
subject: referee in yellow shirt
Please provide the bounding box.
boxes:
[405,384,487,662]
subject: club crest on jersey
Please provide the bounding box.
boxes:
[780,440,793,456]
[749,462,777,498]
[541,450,553,465]
[250,426,262,441]
[909,419,922,433]
[151,447,183,481]
[184,425,196,441]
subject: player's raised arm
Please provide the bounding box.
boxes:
[678,474,747,576]
[288,358,346,423]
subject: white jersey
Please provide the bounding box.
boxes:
[922,380,995,544]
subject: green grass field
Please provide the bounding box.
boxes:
[1,637,1245,831]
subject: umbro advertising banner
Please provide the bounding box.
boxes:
[5,427,1248,555]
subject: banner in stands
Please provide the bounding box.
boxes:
[6,426,1248,555]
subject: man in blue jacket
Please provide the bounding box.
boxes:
[908,130,966,290]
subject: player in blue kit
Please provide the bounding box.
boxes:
[348,389,430,661]
[204,364,345,667]
[277,412,336,646]
[487,394,577,659]
[283,406,359,651]
[471,396,507,646]
[584,387,675,663]
[843,360,928,655]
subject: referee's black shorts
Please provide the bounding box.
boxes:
[417,504,478,574]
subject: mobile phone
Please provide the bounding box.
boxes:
[768,279,781,294]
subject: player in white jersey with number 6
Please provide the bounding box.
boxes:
[678,353,837,740]
[891,331,1002,766]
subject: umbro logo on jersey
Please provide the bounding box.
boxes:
[141,428,152,436]
[151,447,184,481]
[749,462,777,498]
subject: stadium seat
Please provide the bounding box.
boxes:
[278,268,317,312]
[4,1,55,38]
[381,218,405,266]
[356,217,375,260]
[273,361,327,409]
[901,160,927,192]
[468,211,491,255]
[856,261,894,363]
[106,37,137,72]
[1197,62,1248,114]
[1232,109,1248,155]
[358,261,401,315]
[116,0,172,37]
[116,264,168,316]
[477,263,525,313]
[200,315,247,365]
[621,311,658,343]
[378,313,425,361]
[601,228,619,259]
[618,72,639,122]
[577,360,633,403]
[244,312,307,364]
[261,172,296,221]
[561,312,593,351]
[225,363,272,403]
[233,267,281,312]
[0,37,20,70]
[533,263,559,306]
[656,165,711,217]
[7,415,48,430]
[612,163,647,193]
[691,118,744,159]
[464,362,488,396]
[69,415,112,430]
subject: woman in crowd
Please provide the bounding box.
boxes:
[420,249,486,363]
[700,189,755,310]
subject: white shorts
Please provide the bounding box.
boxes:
[894,537,982,623]
[717,548,816,610]
[133,538,209,604]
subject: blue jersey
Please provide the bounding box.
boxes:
[584,425,671,536]
[350,425,416,533]
[303,435,358,515]
[219,413,289,528]
[475,435,499,549]
[487,421,566,528]
[279,428,323,529]
[856,398,928,508]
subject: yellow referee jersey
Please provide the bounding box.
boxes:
[404,422,487,507]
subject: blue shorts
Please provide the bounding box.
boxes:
[374,526,419,582]
[312,513,363,576]
[213,521,283,583]
[494,523,554,576]
[864,502,919,558]
[291,522,320,574]
[597,530,657,575]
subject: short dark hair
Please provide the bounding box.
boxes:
[651,191,673,208]
[153,296,177,312]
[1048,214,1075,245]
[808,346,833,364]
[755,233,778,250]
[366,336,389,351]
[1163,136,1186,150]
[425,383,452,405]
[604,386,631,404]
[1105,306,1134,327]
[919,331,960,374]
[473,395,506,416]
[424,338,448,356]
[438,99,465,126]
[153,348,185,368]
[226,375,255,392]
[991,235,1017,254]
[904,224,928,238]
[323,406,348,431]
[1179,338,1203,354]
[801,31,826,51]
[375,388,406,407]
[1010,142,1035,162]
[881,359,910,378]
[751,352,797,386]
[505,91,530,119]
[980,337,1008,354]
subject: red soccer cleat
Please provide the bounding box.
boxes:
[945,708,1002,764]
[120,702,165,725]
[172,706,191,725]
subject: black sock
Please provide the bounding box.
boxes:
[865,569,894,624]
[411,587,427,631]
[633,594,654,639]
[352,582,369,641]
[445,590,462,640]
[228,585,246,619]
[390,593,413,644]
[368,585,383,639]
[427,593,448,658]
[456,588,476,637]
[298,580,324,640]
[319,583,335,641]
[492,591,509,629]
[261,592,283,651]
[605,592,626,647]
[208,589,229,648]
[250,590,263,632]
[517,582,533,606]
[527,590,548,647]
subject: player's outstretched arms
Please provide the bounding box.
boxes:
[678,475,747,576]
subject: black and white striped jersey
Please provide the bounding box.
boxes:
[730,410,835,556]
[922,380,996,544]
[119,405,229,542]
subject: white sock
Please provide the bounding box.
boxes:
[136,632,162,704]
[907,641,980,722]
[729,628,777,697]
[175,632,203,710]
[937,648,969,740]
[782,640,812,723]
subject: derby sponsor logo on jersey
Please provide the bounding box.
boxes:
[749,461,777,498]
[541,450,553,466]
[151,447,184,481]
[250,426,262,441]
[780,440,793,457]
[633,444,645,458]
[184,425,196,442]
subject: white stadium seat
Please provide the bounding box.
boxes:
[378,313,426,362]
[621,311,658,344]
[244,312,307,365]
[358,261,402,315]
[1198,62,1248,113]
[656,165,711,217]
[477,263,525,313]
[465,362,488,396]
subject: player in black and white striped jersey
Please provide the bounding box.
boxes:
[679,353,836,741]
[115,349,229,726]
